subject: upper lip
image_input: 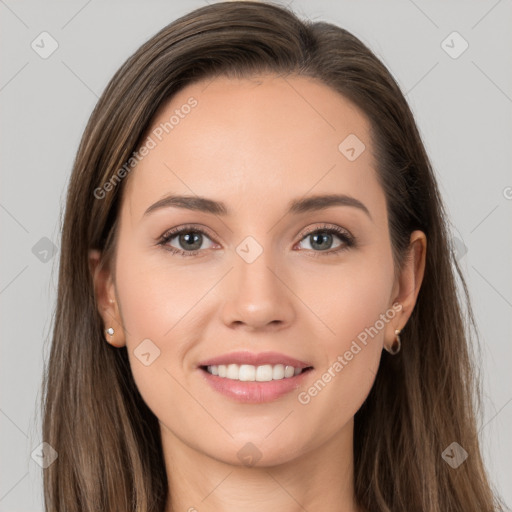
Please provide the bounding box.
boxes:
[197,351,313,369]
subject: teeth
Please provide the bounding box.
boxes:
[205,363,306,381]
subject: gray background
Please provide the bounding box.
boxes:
[1,0,511,510]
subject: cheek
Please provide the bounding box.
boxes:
[113,247,201,414]
[292,251,394,431]
[115,242,206,343]
[298,247,395,351]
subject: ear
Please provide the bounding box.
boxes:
[387,230,427,347]
[88,249,126,348]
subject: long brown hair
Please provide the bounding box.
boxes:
[41,1,506,510]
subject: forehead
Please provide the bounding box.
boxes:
[123,74,382,223]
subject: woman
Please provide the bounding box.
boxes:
[41,1,506,511]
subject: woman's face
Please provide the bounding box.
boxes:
[92,74,424,467]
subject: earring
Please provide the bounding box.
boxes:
[386,329,401,355]
[105,327,115,336]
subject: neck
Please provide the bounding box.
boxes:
[162,418,362,512]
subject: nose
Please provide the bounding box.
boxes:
[219,247,296,332]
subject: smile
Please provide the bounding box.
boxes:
[202,363,313,382]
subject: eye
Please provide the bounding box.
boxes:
[158,223,356,258]
[158,224,217,257]
[296,223,355,257]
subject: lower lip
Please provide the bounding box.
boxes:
[199,367,313,403]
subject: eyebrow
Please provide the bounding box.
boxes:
[143,193,372,221]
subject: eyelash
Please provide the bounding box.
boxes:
[157,223,356,258]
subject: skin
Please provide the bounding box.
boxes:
[89,74,426,512]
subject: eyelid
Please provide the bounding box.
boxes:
[159,223,217,242]
[298,222,352,239]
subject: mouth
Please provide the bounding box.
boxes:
[196,350,314,402]
[199,363,314,382]
[198,363,314,403]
